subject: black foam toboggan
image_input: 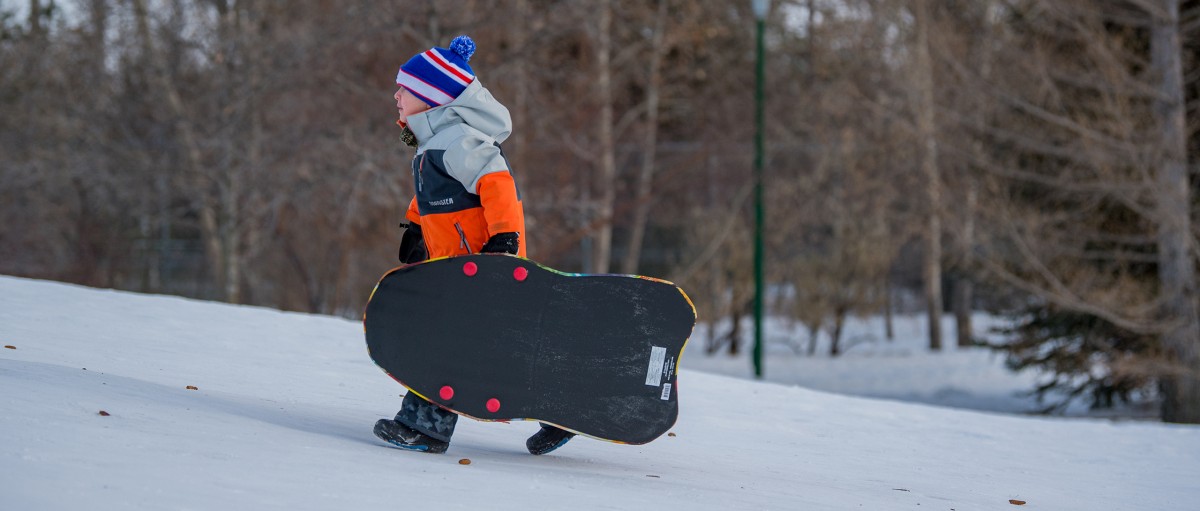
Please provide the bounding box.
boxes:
[364,254,696,445]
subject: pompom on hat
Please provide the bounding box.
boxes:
[396,35,478,108]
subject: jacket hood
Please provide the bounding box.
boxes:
[406,80,512,145]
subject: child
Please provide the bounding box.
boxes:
[373,35,575,456]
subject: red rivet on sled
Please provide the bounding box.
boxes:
[513,267,528,282]
[439,386,454,400]
[486,398,501,413]
[463,262,478,277]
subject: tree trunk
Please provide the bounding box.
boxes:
[953,276,973,346]
[884,276,895,341]
[829,306,846,357]
[953,185,977,348]
[914,0,943,352]
[592,0,616,274]
[956,0,996,349]
[28,0,41,34]
[223,176,241,304]
[726,309,742,356]
[1151,0,1200,423]
[622,0,667,275]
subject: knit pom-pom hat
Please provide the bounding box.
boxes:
[396,35,477,108]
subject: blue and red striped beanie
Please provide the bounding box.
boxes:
[396,35,477,108]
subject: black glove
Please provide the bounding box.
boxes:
[398,222,428,264]
[480,232,520,255]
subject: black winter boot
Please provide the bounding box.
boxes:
[374,419,449,454]
[375,392,457,453]
[526,424,576,455]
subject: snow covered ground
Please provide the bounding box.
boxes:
[2,275,1198,510]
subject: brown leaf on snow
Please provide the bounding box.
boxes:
[186,385,199,390]
[1009,500,1026,506]
[98,410,110,416]
[668,432,677,437]
[4,345,15,349]
[458,458,471,465]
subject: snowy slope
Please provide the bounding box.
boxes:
[1,275,1198,510]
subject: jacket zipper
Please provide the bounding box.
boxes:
[455,222,473,253]
[416,153,425,192]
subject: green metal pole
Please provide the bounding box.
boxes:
[753,17,766,379]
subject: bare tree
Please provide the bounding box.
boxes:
[621,0,669,275]
[935,0,1200,421]
[1149,0,1200,422]
[591,0,617,274]
[912,0,944,352]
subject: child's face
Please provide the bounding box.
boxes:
[395,87,430,124]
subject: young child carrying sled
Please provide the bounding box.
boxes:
[373,35,575,456]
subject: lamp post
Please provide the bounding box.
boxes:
[751,0,769,379]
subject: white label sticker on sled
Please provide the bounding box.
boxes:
[645,346,667,386]
[660,383,672,400]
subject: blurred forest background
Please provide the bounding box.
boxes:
[2,0,1200,422]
